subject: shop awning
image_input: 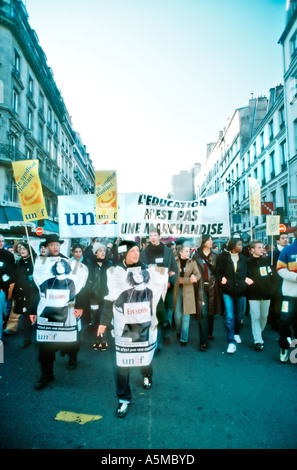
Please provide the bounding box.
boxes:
[34,219,59,234]
[0,205,59,235]
[0,205,35,230]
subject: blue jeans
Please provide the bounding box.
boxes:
[223,294,245,344]
[174,289,190,343]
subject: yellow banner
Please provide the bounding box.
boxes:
[12,160,48,221]
[248,177,261,217]
[95,170,117,224]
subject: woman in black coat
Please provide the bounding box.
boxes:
[13,242,39,347]
[89,243,112,350]
[216,237,253,353]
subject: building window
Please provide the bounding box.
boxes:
[269,151,275,178]
[280,140,287,169]
[261,160,266,184]
[14,49,21,74]
[260,132,264,150]
[47,106,52,126]
[27,108,33,130]
[269,120,274,141]
[279,106,285,128]
[12,88,19,113]
[38,122,44,146]
[253,142,257,159]
[294,119,297,150]
[28,74,34,96]
[47,135,52,155]
[39,91,44,114]
[290,30,297,58]
[53,144,58,163]
[241,156,245,173]
[271,190,276,208]
[54,119,58,135]
[26,148,32,160]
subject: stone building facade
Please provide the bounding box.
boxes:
[0,0,95,237]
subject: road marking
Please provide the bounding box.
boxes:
[55,411,102,425]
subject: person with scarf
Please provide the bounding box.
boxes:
[246,240,275,351]
[173,244,202,346]
[13,242,39,348]
[216,237,253,353]
[89,242,112,350]
[192,235,222,351]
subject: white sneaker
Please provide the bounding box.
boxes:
[279,349,289,363]
[234,335,241,344]
[227,343,236,354]
[143,376,152,390]
[116,402,129,418]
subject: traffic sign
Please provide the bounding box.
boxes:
[36,227,43,236]
[279,224,286,233]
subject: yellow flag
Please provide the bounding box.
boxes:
[95,170,117,224]
[12,160,48,221]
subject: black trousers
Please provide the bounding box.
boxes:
[38,341,80,374]
[278,296,297,349]
[116,363,153,402]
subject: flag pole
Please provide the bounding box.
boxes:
[271,210,274,266]
[24,221,34,263]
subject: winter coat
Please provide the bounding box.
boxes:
[88,259,113,305]
[216,251,248,297]
[0,248,16,297]
[13,255,39,315]
[246,255,275,300]
[173,258,202,315]
[192,249,223,319]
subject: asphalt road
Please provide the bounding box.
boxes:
[0,313,296,452]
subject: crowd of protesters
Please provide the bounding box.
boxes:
[1,224,297,417]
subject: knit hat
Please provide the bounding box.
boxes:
[93,242,106,255]
[118,240,139,258]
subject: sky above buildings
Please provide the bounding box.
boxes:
[24,0,286,197]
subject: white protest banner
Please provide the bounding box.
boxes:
[119,192,230,237]
[58,192,230,238]
[58,194,118,238]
